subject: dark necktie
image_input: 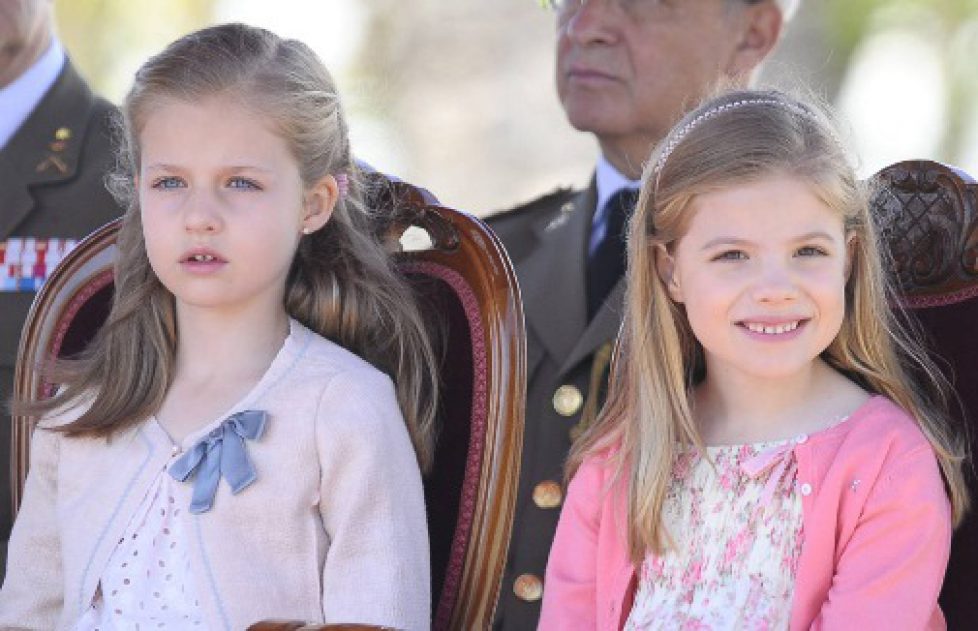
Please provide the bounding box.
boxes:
[587,188,638,321]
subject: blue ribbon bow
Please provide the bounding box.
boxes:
[168,410,268,514]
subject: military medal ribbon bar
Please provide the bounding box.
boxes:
[0,237,78,291]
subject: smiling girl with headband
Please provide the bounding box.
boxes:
[540,89,968,630]
[0,23,436,630]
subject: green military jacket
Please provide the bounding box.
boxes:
[0,59,124,577]
[487,178,627,630]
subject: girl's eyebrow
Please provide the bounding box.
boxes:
[143,164,274,173]
[144,163,179,172]
[792,231,837,243]
[227,165,275,173]
[700,231,838,251]
[700,237,751,251]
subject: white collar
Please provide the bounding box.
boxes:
[589,154,640,255]
[594,154,640,221]
[0,37,66,151]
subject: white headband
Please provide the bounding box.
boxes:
[652,97,821,189]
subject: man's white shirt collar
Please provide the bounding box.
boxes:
[0,37,66,151]
[589,154,640,256]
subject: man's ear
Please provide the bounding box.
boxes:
[725,1,783,78]
[301,174,340,234]
[655,244,683,303]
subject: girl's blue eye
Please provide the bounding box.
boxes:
[713,250,747,261]
[228,177,261,190]
[152,177,185,190]
[797,246,828,257]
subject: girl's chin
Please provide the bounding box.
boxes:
[706,357,826,383]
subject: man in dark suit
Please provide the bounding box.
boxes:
[487,1,793,627]
[1,0,123,577]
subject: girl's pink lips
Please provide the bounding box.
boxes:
[179,247,227,272]
[736,316,809,326]
[180,247,226,262]
[736,317,810,342]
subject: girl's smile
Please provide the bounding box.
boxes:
[737,317,807,340]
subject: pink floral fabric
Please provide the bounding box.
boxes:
[624,440,803,630]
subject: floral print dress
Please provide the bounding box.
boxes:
[624,438,806,630]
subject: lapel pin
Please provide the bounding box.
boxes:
[545,202,575,232]
[545,214,568,232]
[36,127,73,173]
[36,155,68,174]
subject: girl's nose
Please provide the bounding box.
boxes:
[751,264,799,304]
[183,191,223,234]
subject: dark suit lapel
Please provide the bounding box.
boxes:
[560,277,625,375]
[0,59,96,239]
[517,182,596,373]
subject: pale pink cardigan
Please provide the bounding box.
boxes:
[0,321,430,630]
[539,396,952,630]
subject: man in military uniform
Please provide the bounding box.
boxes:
[488,1,794,627]
[0,0,123,577]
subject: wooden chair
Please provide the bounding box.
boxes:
[11,176,525,630]
[870,160,978,628]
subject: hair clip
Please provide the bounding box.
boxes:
[334,173,349,199]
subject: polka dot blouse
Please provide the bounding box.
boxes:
[72,455,204,629]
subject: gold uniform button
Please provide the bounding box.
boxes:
[533,480,563,509]
[514,573,543,602]
[553,384,583,417]
[55,127,72,140]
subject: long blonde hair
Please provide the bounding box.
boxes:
[568,89,969,561]
[25,24,439,472]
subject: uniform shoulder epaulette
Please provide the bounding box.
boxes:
[485,186,577,224]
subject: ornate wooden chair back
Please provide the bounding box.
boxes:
[870,160,978,627]
[12,175,526,630]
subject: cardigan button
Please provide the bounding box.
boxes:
[514,573,543,602]
[800,482,813,496]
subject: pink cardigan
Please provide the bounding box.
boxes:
[539,396,952,630]
[0,321,430,630]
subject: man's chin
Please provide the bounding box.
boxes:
[559,88,631,128]
[564,111,631,139]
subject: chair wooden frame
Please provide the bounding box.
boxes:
[11,220,118,508]
[869,159,978,628]
[379,185,526,629]
[11,179,525,630]
[871,160,978,303]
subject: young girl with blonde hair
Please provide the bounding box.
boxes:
[1,23,436,630]
[540,89,968,630]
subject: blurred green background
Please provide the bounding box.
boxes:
[54,0,978,213]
